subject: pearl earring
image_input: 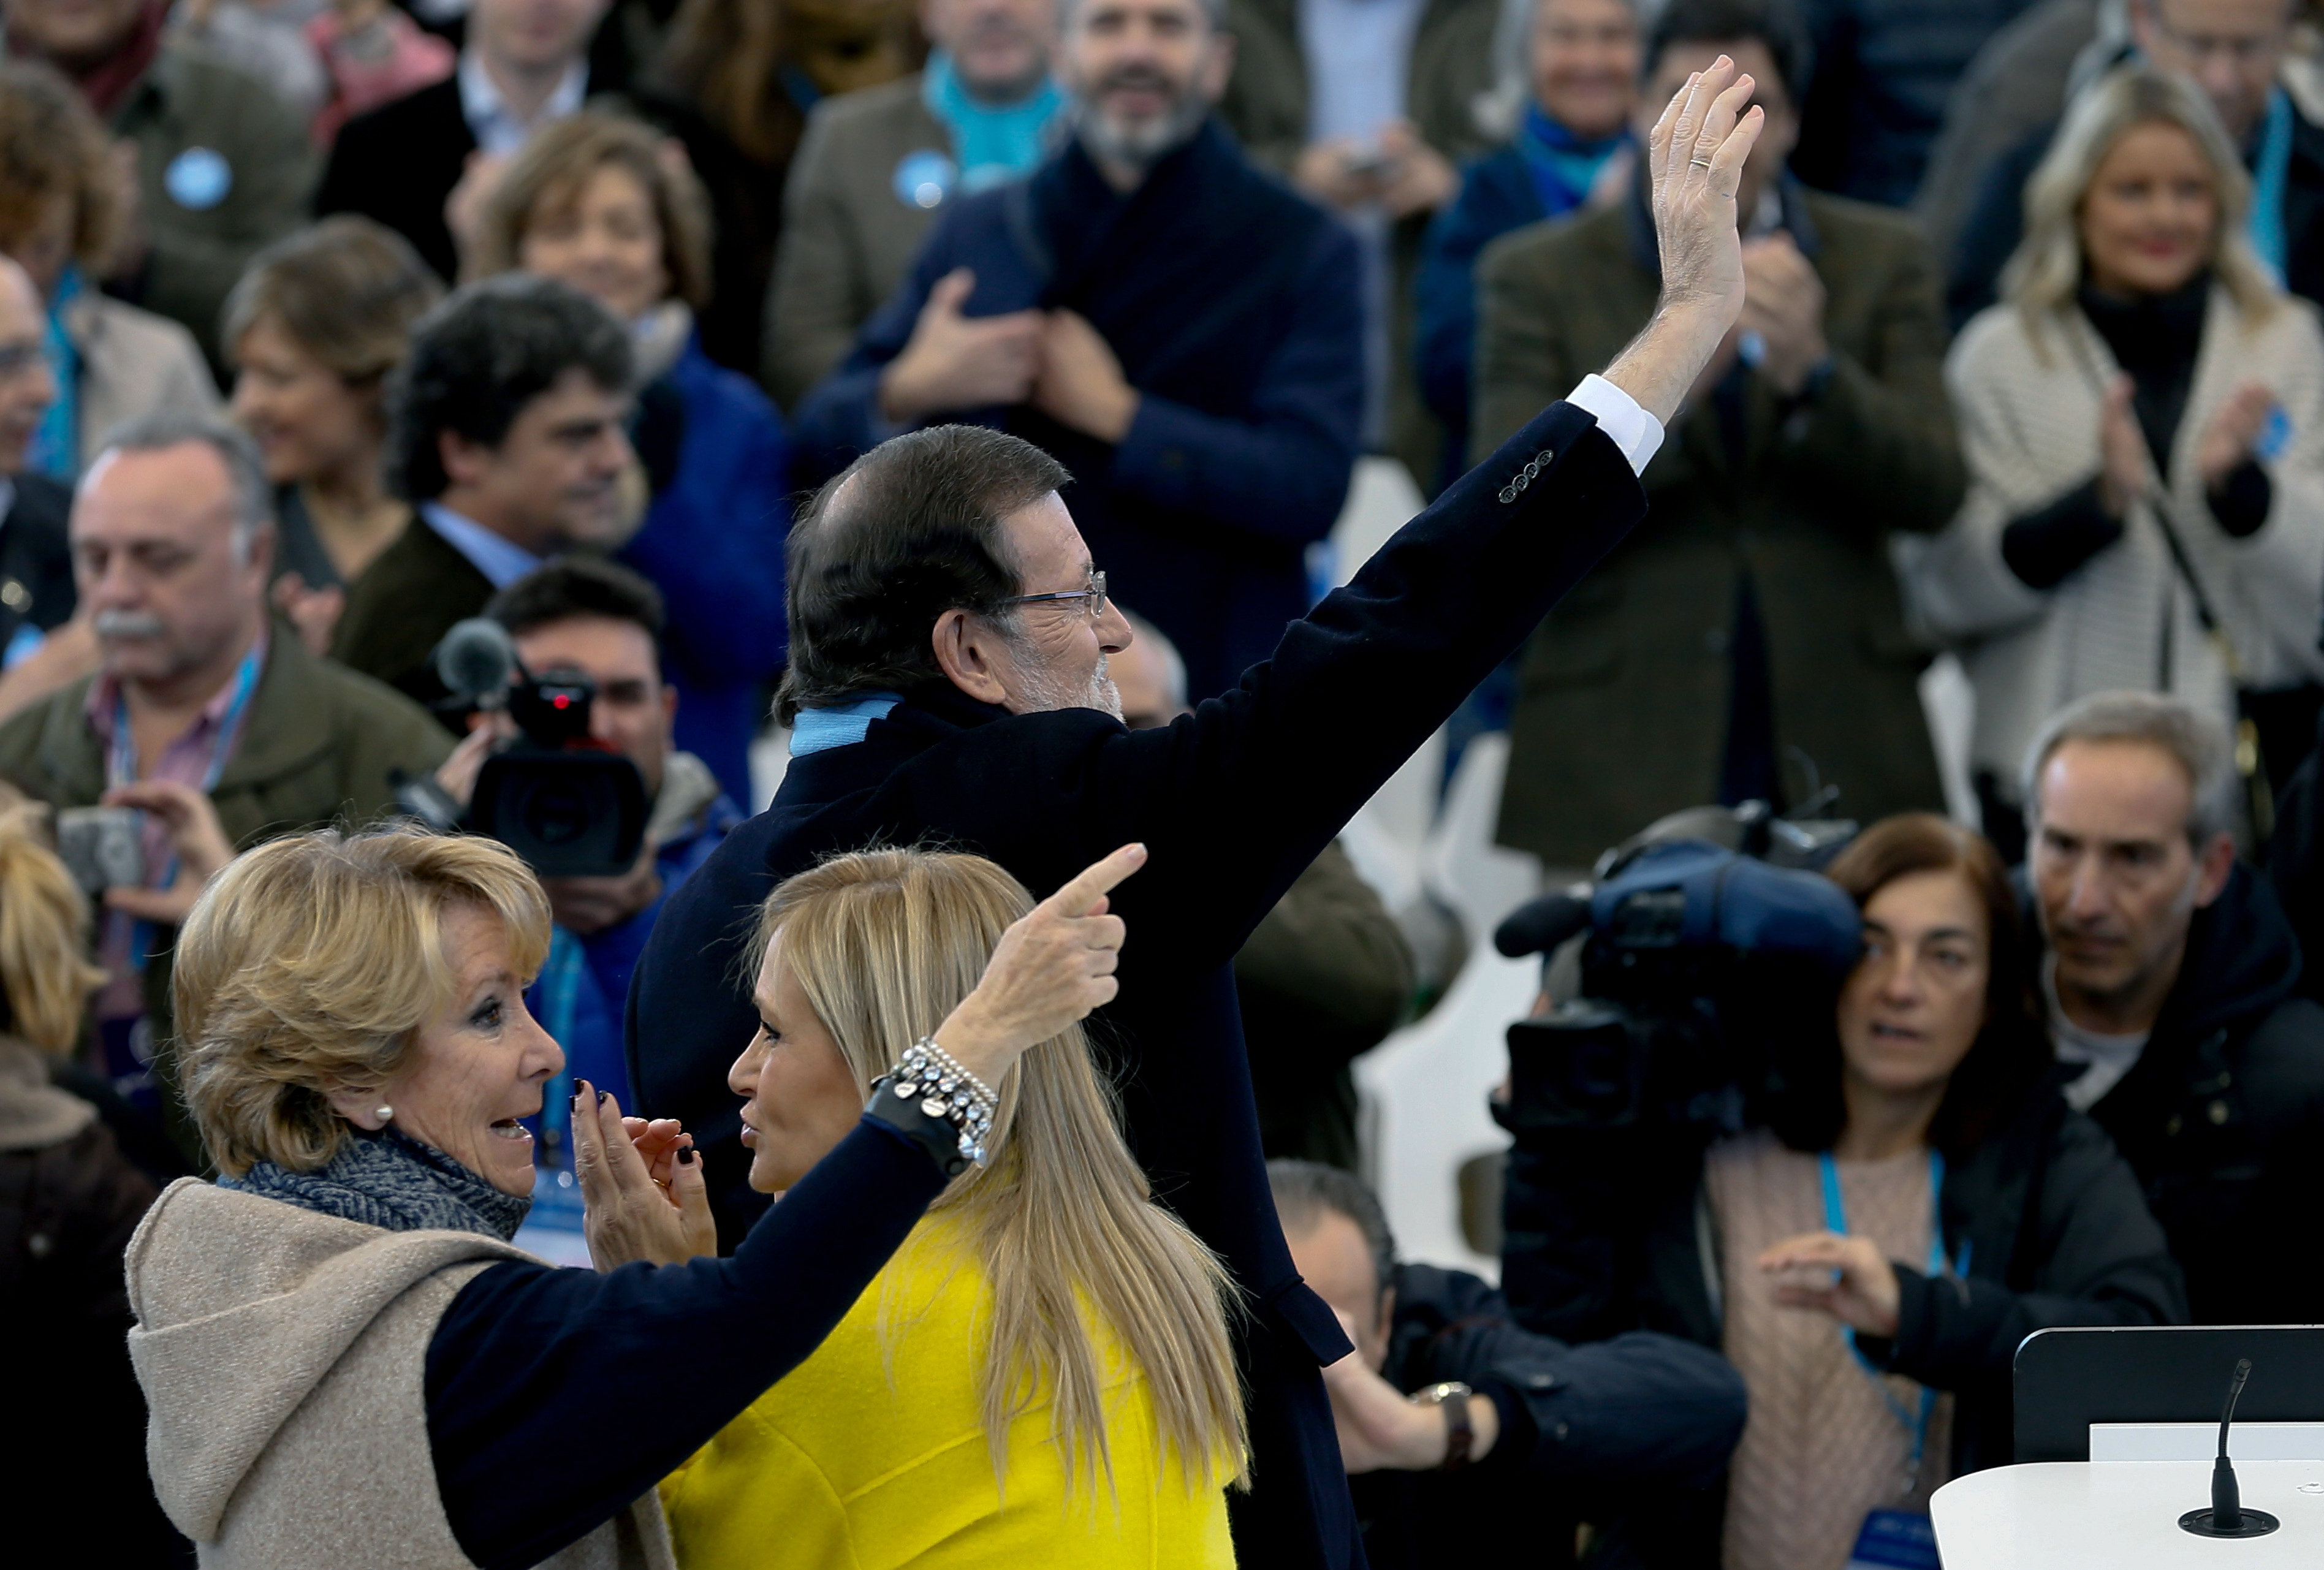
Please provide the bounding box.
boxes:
[374,1105,395,1124]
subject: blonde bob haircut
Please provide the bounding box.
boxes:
[0,802,105,1055]
[756,848,1248,1497]
[469,110,715,311]
[2004,64,2279,336]
[175,826,550,1178]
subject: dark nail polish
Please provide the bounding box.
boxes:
[678,1148,696,1167]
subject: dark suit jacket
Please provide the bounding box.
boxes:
[314,75,473,284]
[330,509,492,723]
[0,474,75,651]
[627,399,1647,1569]
[1475,183,1961,865]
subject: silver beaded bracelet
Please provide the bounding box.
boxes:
[888,1036,998,1167]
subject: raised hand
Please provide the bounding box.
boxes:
[878,268,1047,424]
[2096,376,2151,520]
[2197,381,2277,493]
[572,1080,717,1269]
[932,841,1148,1085]
[99,778,237,926]
[1603,57,1768,425]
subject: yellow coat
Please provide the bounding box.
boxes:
[659,1216,1236,1569]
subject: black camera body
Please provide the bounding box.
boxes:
[420,619,649,879]
[1496,804,1864,1136]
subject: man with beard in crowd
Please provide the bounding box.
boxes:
[789,0,1364,699]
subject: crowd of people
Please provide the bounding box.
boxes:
[2,0,2323,1566]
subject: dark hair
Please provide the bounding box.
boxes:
[487,556,666,655]
[1644,0,1809,104]
[775,425,1066,726]
[1267,1159,1397,1299]
[1767,813,2050,1156]
[384,275,632,503]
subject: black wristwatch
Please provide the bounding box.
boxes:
[864,1075,971,1178]
[1413,1381,1475,1470]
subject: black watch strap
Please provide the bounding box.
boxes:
[865,1076,970,1178]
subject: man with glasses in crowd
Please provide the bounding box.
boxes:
[1948,0,2324,324]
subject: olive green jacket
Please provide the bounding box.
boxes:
[1473,188,1963,866]
[0,628,452,1162]
[762,75,952,411]
[114,45,316,370]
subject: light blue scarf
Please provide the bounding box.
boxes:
[2249,87,2295,284]
[29,266,81,482]
[789,691,902,756]
[922,51,1065,195]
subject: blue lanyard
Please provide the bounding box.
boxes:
[533,928,585,1168]
[1818,1148,1967,1490]
[107,640,265,795]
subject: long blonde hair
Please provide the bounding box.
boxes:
[2005,64,2279,336]
[756,849,1247,1495]
[0,803,104,1053]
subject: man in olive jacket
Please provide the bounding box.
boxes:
[1475,2,1961,868]
[0,415,449,1164]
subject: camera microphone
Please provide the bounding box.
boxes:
[2181,1356,2278,1538]
[435,618,522,707]
[1494,885,1597,959]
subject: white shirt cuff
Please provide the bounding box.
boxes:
[1565,374,1665,476]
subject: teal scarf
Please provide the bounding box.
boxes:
[922,51,1064,195]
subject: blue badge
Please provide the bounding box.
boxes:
[2258,402,2293,463]
[892,150,957,211]
[163,146,233,211]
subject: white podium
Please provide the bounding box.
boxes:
[1931,1460,2324,1567]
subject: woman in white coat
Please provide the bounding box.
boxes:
[1905,64,2324,840]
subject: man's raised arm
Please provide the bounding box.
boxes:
[1593,59,1765,449]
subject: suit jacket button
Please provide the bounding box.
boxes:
[1498,485,1517,503]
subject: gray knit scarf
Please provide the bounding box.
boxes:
[219,1127,530,1241]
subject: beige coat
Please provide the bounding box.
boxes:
[64,290,219,474]
[126,1177,675,1569]
[1901,290,2324,791]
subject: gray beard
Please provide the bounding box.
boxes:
[1075,96,1207,172]
[1017,652,1123,721]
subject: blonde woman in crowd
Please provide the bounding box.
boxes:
[126,825,1140,1566]
[1904,65,2324,838]
[0,797,178,1561]
[659,848,1247,1569]
[223,216,442,654]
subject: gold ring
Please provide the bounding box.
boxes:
[1690,157,1714,169]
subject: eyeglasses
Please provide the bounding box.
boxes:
[1000,570,1109,622]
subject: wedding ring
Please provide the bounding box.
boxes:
[1690,157,1714,169]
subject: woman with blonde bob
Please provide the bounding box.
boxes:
[0,800,180,1560]
[660,848,1247,1569]
[124,824,1140,1569]
[1904,64,2324,840]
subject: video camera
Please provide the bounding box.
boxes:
[1494,802,1864,1136]
[396,618,648,878]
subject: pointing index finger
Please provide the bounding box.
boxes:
[1043,842,1149,917]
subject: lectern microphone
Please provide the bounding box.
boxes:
[2181,1357,2280,1539]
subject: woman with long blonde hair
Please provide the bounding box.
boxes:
[660,847,1247,1569]
[1902,64,2324,843]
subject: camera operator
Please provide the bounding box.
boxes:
[0,412,450,1166]
[435,558,742,1112]
[1272,1158,1745,1570]
[1501,813,2183,1570]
